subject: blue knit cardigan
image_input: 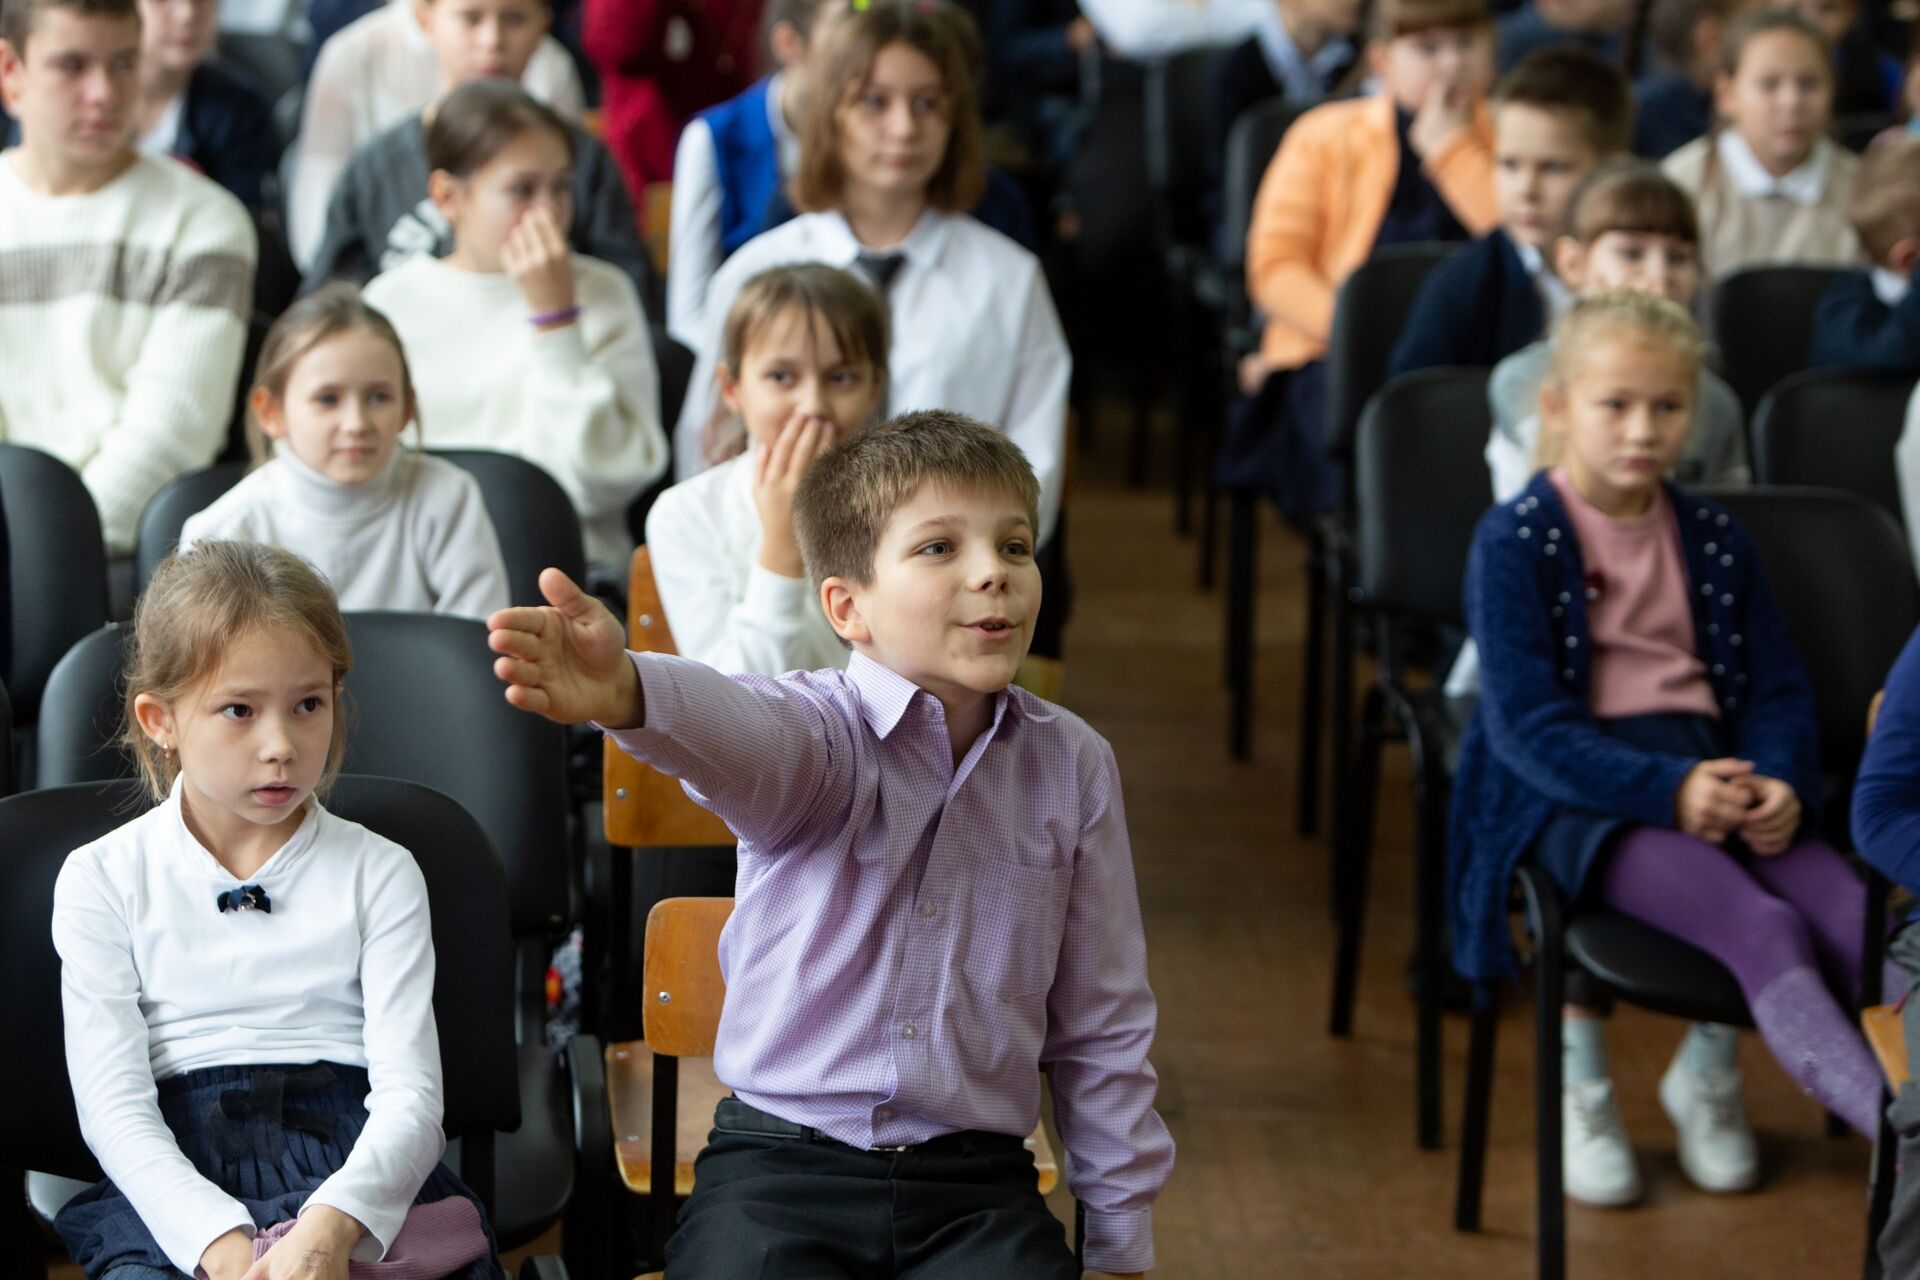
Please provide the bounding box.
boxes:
[1447,472,1823,981]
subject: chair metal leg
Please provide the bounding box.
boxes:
[1326,560,1357,901]
[1198,469,1220,590]
[1520,869,1567,1280]
[648,1052,681,1269]
[1226,493,1257,760]
[1867,1093,1896,1280]
[1329,683,1385,1038]
[1295,531,1326,830]
[1455,996,1498,1232]
[1410,719,1448,1151]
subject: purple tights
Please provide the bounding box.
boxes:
[1596,828,1892,1137]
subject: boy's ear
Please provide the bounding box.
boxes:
[1711,70,1736,121]
[132,693,177,751]
[0,37,25,115]
[1552,235,1586,288]
[820,576,871,646]
[768,18,805,67]
[1888,236,1920,277]
[412,0,434,33]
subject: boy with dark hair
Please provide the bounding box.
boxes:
[488,410,1172,1278]
[1390,44,1631,376]
[0,0,254,556]
[1808,135,1920,373]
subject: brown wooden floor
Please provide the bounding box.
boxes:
[52,420,1872,1277]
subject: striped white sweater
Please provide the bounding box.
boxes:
[0,152,255,553]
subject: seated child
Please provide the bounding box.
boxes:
[306,0,653,301]
[1208,0,1363,180]
[676,0,1071,549]
[1808,136,1920,371]
[290,0,585,268]
[489,410,1173,1278]
[1663,9,1865,276]
[1392,44,1632,376]
[53,540,502,1280]
[182,285,512,619]
[1495,0,1630,75]
[1241,0,1498,514]
[1452,291,1894,1212]
[363,80,667,568]
[0,0,254,557]
[1486,161,1749,501]
[128,0,275,210]
[1632,0,1736,161]
[1778,0,1900,118]
[647,263,888,675]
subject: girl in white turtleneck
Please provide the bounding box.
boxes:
[182,284,511,619]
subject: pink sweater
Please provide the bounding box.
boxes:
[1550,469,1719,722]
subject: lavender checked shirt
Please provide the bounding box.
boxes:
[605,649,1174,1272]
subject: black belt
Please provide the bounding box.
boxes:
[717,1096,1027,1158]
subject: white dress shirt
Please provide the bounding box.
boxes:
[1078,0,1267,58]
[288,0,586,267]
[644,447,850,676]
[676,209,1071,546]
[53,781,445,1274]
[1714,127,1834,204]
[1254,10,1354,101]
[666,72,800,346]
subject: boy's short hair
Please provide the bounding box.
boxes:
[793,410,1040,589]
[1492,46,1634,157]
[1648,0,1734,71]
[1850,138,1920,267]
[1565,158,1699,244]
[0,0,136,51]
[1372,0,1491,42]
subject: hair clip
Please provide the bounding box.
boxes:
[216,884,273,915]
[851,0,870,12]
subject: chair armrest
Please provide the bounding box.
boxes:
[565,1032,612,1182]
[519,1256,570,1280]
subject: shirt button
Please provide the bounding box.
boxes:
[920,901,937,919]
[902,1024,917,1039]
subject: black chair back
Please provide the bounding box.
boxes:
[1709,265,1845,416]
[1143,45,1228,253]
[0,678,12,799]
[1324,243,1458,468]
[134,463,248,596]
[1750,369,1918,527]
[0,777,520,1204]
[430,449,586,605]
[35,625,132,788]
[340,612,571,938]
[655,327,695,434]
[0,445,109,725]
[1354,369,1495,626]
[1220,96,1311,337]
[1705,487,1920,790]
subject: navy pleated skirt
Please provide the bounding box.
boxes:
[55,1061,506,1279]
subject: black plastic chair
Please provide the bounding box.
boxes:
[1751,369,1919,528]
[0,445,109,738]
[0,776,568,1280]
[1710,265,1847,418]
[133,463,247,595]
[1454,486,1918,1280]
[630,328,695,545]
[431,449,587,607]
[0,678,13,799]
[33,625,130,788]
[1332,368,1491,1152]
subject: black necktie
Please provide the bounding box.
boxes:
[855,251,906,294]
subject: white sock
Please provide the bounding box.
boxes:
[1677,1022,1739,1076]
[1564,1013,1610,1084]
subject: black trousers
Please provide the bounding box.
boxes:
[665,1097,1079,1280]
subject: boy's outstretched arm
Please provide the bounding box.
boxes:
[488,568,647,729]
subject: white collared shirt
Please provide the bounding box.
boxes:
[676,209,1071,547]
[644,447,851,676]
[1078,0,1268,58]
[1513,238,1575,321]
[667,73,800,345]
[1254,11,1353,102]
[1875,267,1912,308]
[53,781,445,1273]
[1713,128,1834,205]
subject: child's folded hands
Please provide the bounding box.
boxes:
[1675,757,1756,844]
[1738,776,1803,856]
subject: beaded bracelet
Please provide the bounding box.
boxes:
[529,305,582,327]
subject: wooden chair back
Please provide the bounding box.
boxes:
[603,547,737,848]
[642,896,733,1056]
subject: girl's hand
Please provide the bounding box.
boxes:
[1740,775,1803,856]
[1675,758,1757,843]
[502,205,576,323]
[241,1206,360,1280]
[1408,77,1473,159]
[752,413,833,579]
[489,568,643,727]
[199,1229,255,1280]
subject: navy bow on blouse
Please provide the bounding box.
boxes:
[215,884,272,914]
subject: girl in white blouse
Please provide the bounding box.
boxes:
[52,541,500,1280]
[647,263,889,676]
[676,0,1072,548]
[365,79,667,568]
[183,285,512,620]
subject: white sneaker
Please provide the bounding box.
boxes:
[1563,1078,1643,1207]
[1659,1061,1759,1193]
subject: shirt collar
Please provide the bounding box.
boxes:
[822,206,951,274]
[1714,129,1832,206]
[1254,13,1352,101]
[847,650,1020,741]
[1873,267,1912,308]
[167,772,322,880]
[1512,238,1575,319]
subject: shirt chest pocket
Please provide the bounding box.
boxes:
[960,855,1072,1003]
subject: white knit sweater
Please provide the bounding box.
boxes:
[180,449,511,619]
[364,253,667,566]
[0,152,255,553]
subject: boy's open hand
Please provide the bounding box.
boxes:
[1675,758,1756,844]
[1739,775,1802,856]
[488,568,644,728]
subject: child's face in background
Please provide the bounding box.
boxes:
[1561,230,1702,306]
[1545,331,1696,515]
[1493,104,1602,251]
[1779,0,1853,50]
[0,10,138,169]
[438,125,573,268]
[259,328,411,485]
[136,0,218,77]
[827,481,1041,710]
[722,304,885,451]
[135,628,336,865]
[419,0,547,88]
[1373,24,1493,114]
[834,41,952,204]
[1716,29,1832,175]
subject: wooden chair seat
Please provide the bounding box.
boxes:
[604,1039,1061,1199]
[1865,1003,1910,1091]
